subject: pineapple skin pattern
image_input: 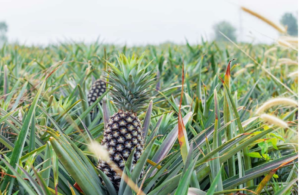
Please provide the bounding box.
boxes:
[87,79,106,106]
[97,111,144,190]
[96,55,155,191]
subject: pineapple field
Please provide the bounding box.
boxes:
[0,39,298,195]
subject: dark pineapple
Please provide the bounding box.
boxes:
[87,79,106,116]
[97,55,155,191]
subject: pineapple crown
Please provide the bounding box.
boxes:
[107,54,156,114]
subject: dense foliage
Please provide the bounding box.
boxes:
[280,13,298,36]
[0,40,298,195]
[213,21,237,42]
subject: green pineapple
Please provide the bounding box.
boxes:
[97,54,155,191]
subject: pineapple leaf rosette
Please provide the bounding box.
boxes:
[97,54,156,190]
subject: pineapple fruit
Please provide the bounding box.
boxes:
[87,79,106,116]
[97,55,155,191]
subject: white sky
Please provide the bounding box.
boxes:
[0,0,298,45]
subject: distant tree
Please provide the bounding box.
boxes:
[213,21,237,42]
[280,13,298,36]
[0,22,8,44]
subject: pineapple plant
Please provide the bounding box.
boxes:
[97,54,155,191]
